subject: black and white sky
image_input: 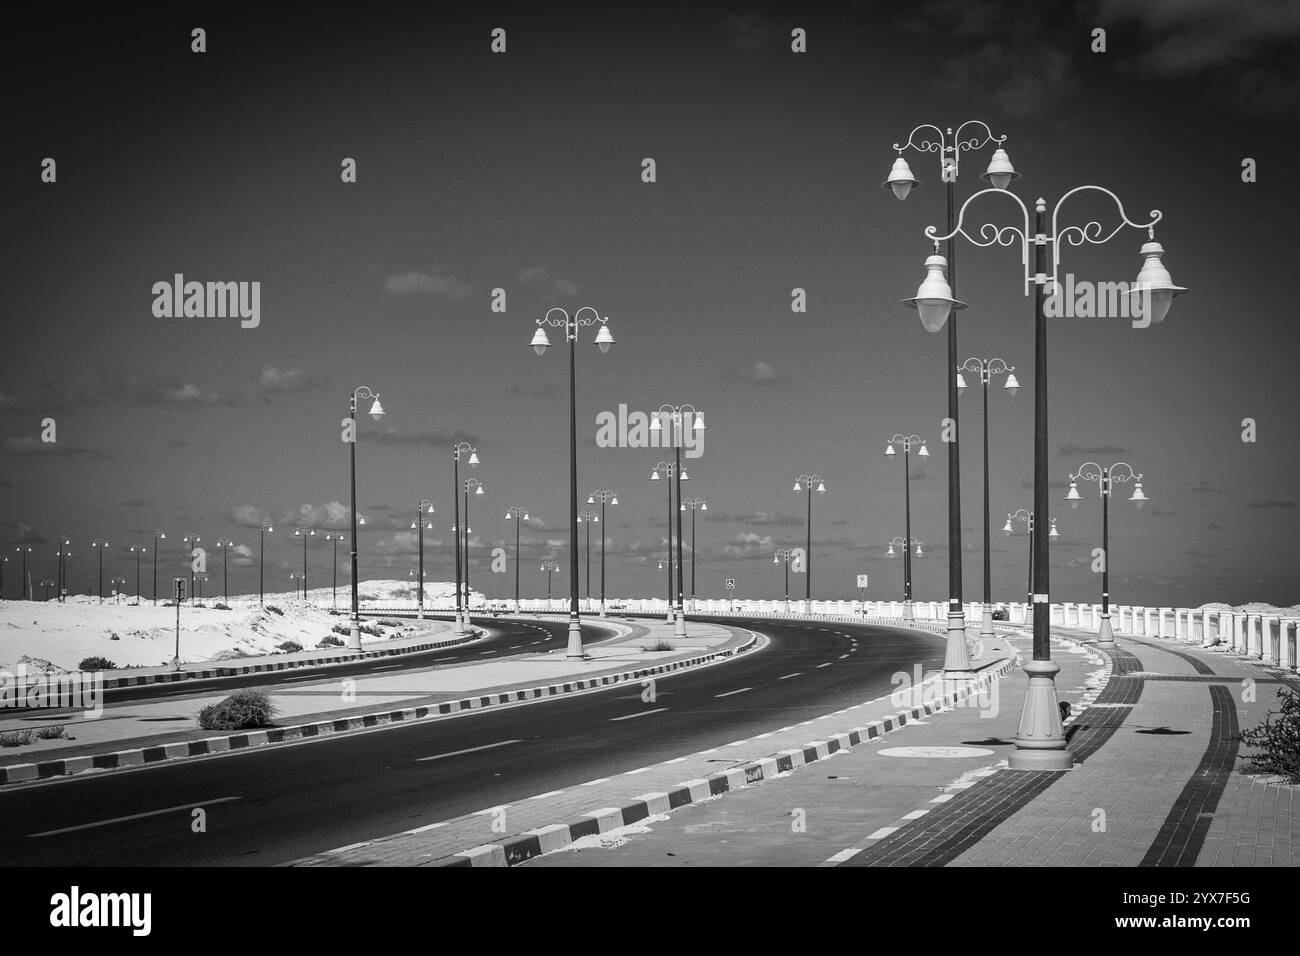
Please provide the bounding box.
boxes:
[2,0,1298,606]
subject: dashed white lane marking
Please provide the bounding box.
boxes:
[28,797,243,838]
[665,757,688,764]
[838,654,850,660]
[416,739,523,762]
[868,826,899,839]
[901,809,929,820]
[582,778,610,787]
[714,687,752,698]
[478,650,495,655]
[931,793,954,803]
[509,645,522,649]
[778,672,801,680]
[826,848,862,863]
[531,790,566,800]
[817,662,832,668]
[404,820,449,835]
[625,767,649,775]
[609,708,668,721]
[372,664,404,671]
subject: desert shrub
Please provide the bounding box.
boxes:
[213,602,231,610]
[378,618,402,627]
[36,725,68,740]
[265,605,285,616]
[109,633,121,641]
[0,730,34,747]
[641,640,676,652]
[197,689,278,731]
[277,641,303,653]
[1240,687,1300,782]
[317,634,345,648]
[78,656,118,671]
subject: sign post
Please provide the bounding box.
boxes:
[173,577,186,669]
[856,573,869,617]
[724,577,736,613]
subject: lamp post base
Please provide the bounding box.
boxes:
[1097,613,1117,648]
[566,616,585,659]
[348,621,362,651]
[665,607,674,623]
[1009,658,1074,770]
[942,608,975,679]
[454,612,467,636]
[980,605,995,639]
[903,600,914,621]
[673,609,687,639]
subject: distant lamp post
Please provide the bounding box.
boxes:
[293,528,317,601]
[151,529,167,605]
[290,570,304,597]
[409,501,435,619]
[651,459,691,630]
[531,305,616,658]
[257,520,274,606]
[958,357,1018,639]
[214,540,234,603]
[0,556,7,600]
[90,538,109,604]
[14,546,32,601]
[773,548,796,608]
[451,442,479,634]
[55,537,71,603]
[587,491,618,616]
[651,405,703,637]
[886,536,924,606]
[40,578,53,601]
[347,385,385,650]
[1005,510,1059,607]
[791,473,825,610]
[182,533,201,604]
[505,506,529,611]
[1066,462,1144,648]
[110,576,126,604]
[539,560,560,609]
[885,434,927,620]
[681,497,707,611]
[462,479,485,617]
[130,544,147,603]
[577,511,599,609]
[324,533,345,611]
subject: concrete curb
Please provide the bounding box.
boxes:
[432,653,1019,868]
[0,627,758,787]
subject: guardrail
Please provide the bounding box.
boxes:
[357,598,1297,673]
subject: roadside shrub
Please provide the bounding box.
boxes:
[277,641,303,653]
[1240,687,1300,782]
[213,602,232,611]
[109,633,121,641]
[378,619,402,627]
[317,634,345,648]
[78,656,117,671]
[197,689,278,731]
[642,640,676,652]
[36,725,68,740]
[265,605,285,616]
[0,730,34,747]
[331,623,350,636]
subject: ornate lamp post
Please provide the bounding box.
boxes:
[505,506,529,611]
[1004,510,1059,605]
[792,474,825,610]
[182,533,201,604]
[884,435,927,620]
[773,548,796,608]
[289,570,304,598]
[650,405,703,636]
[257,520,274,606]
[918,177,1184,769]
[886,536,924,605]
[347,385,386,650]
[55,537,70,602]
[451,442,479,634]
[1066,462,1146,647]
[214,539,234,603]
[888,120,1017,683]
[14,546,31,601]
[681,497,707,611]
[958,358,1018,639]
[40,578,53,601]
[293,528,317,601]
[531,305,616,658]
[151,529,166,605]
[412,500,435,618]
[324,533,344,612]
[651,459,692,635]
[577,511,599,610]
[461,479,484,617]
[0,556,7,600]
[130,544,146,603]
[586,490,618,616]
[539,560,559,609]
[90,538,109,603]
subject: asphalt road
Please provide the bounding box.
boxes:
[0,617,944,866]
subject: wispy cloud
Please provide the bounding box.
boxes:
[517,266,579,298]
[1246,499,1295,509]
[1058,443,1128,457]
[371,426,481,447]
[258,364,332,393]
[723,361,790,386]
[383,267,474,299]
[1,437,106,458]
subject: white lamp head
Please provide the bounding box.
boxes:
[530,327,551,355]
[1004,373,1020,396]
[593,323,615,354]
[883,155,919,201]
[956,372,968,394]
[816,481,826,493]
[792,481,802,492]
[1129,481,1147,507]
[1049,518,1060,538]
[692,412,705,431]
[1066,481,1081,507]
[917,443,930,458]
[884,444,896,458]
[914,544,924,556]
[980,147,1019,190]
[1002,518,1014,534]
[475,485,484,496]
[886,544,895,556]
[611,496,619,506]
[368,398,385,420]
[902,254,966,333]
[1130,239,1187,326]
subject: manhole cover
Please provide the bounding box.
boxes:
[878,746,995,759]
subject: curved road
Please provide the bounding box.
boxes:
[0,617,944,866]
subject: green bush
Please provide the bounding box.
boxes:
[641,640,676,652]
[213,602,232,610]
[265,605,285,616]
[277,641,303,653]
[79,656,118,671]
[197,689,279,731]
[317,634,345,648]
[378,619,402,627]
[0,730,34,747]
[36,725,68,740]
[1240,687,1300,782]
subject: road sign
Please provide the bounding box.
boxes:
[174,578,186,601]
[856,574,869,588]
[724,578,736,590]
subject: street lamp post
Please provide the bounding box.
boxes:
[40,579,53,601]
[347,386,386,650]
[215,540,233,603]
[885,436,927,621]
[651,460,692,635]
[151,529,166,605]
[257,520,274,606]
[0,556,7,600]
[14,546,31,601]
[182,534,201,604]
[1066,462,1146,647]
[1004,510,1059,605]
[916,177,1184,769]
[540,560,559,609]
[958,358,1019,639]
[130,544,146,603]
[587,491,618,616]
[531,306,616,658]
[324,533,344,612]
[651,405,703,637]
[410,501,434,619]
[55,537,70,603]
[462,479,484,617]
[577,511,599,610]
[773,548,795,608]
[90,538,109,603]
[886,536,924,606]
[888,120,1017,678]
[451,442,479,634]
[110,576,126,604]
[792,474,825,612]
[681,497,707,612]
[293,528,316,601]
[505,506,529,611]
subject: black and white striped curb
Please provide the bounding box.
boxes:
[429,654,1019,867]
[0,629,757,787]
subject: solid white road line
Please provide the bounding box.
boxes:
[609,708,668,721]
[28,796,243,838]
[714,687,752,698]
[415,739,523,762]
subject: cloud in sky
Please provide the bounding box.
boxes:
[720,11,777,50]
[723,361,789,386]
[1246,500,1295,509]
[258,364,332,393]
[1058,443,1128,457]
[705,508,802,527]
[1,437,106,457]
[383,267,473,299]
[1,521,47,545]
[121,499,155,507]
[371,426,481,447]
[517,266,579,298]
